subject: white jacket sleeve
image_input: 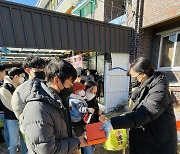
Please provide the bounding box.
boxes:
[0,87,13,111]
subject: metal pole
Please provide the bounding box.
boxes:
[111,1,113,20]
[95,52,97,70]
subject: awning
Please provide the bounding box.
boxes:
[0,1,132,53]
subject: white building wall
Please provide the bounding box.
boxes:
[93,0,104,21]
[111,53,129,69]
[84,0,104,21]
[55,0,75,13]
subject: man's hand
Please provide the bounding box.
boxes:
[78,133,88,147]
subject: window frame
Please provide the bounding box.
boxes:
[158,31,180,71]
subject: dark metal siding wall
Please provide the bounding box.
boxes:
[0,1,132,53]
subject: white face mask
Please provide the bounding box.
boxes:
[77,90,85,97]
[19,77,25,84]
[86,92,96,101]
[87,71,90,76]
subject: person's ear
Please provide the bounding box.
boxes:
[142,73,147,78]
[14,75,18,79]
[52,76,59,86]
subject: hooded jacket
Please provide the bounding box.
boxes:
[69,93,89,122]
[0,76,18,119]
[111,72,177,154]
[20,79,80,154]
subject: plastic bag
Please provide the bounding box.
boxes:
[104,129,128,151]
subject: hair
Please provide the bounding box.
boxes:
[128,57,154,77]
[22,56,47,69]
[8,67,24,79]
[0,65,5,72]
[85,80,97,90]
[45,59,77,83]
[81,69,87,76]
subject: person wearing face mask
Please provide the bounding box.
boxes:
[128,72,141,111]
[130,76,141,88]
[11,56,46,122]
[20,60,87,153]
[24,56,46,80]
[0,65,9,146]
[83,80,102,154]
[0,67,27,154]
[85,80,101,123]
[69,82,94,123]
[69,82,94,154]
[99,57,177,154]
[86,69,95,81]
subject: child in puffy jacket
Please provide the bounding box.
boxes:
[69,82,95,154]
[69,82,94,123]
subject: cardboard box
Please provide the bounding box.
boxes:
[86,122,107,145]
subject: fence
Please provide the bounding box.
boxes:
[104,63,129,113]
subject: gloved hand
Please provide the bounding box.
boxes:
[100,120,113,138]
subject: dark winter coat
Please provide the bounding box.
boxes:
[111,72,177,154]
[21,79,80,154]
[87,97,99,123]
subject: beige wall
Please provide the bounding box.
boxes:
[85,0,104,21]
[93,0,104,21]
[143,0,180,27]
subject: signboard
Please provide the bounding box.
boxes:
[65,54,83,68]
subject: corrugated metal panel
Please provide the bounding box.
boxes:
[0,1,132,53]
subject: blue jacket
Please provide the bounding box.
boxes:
[69,94,89,122]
